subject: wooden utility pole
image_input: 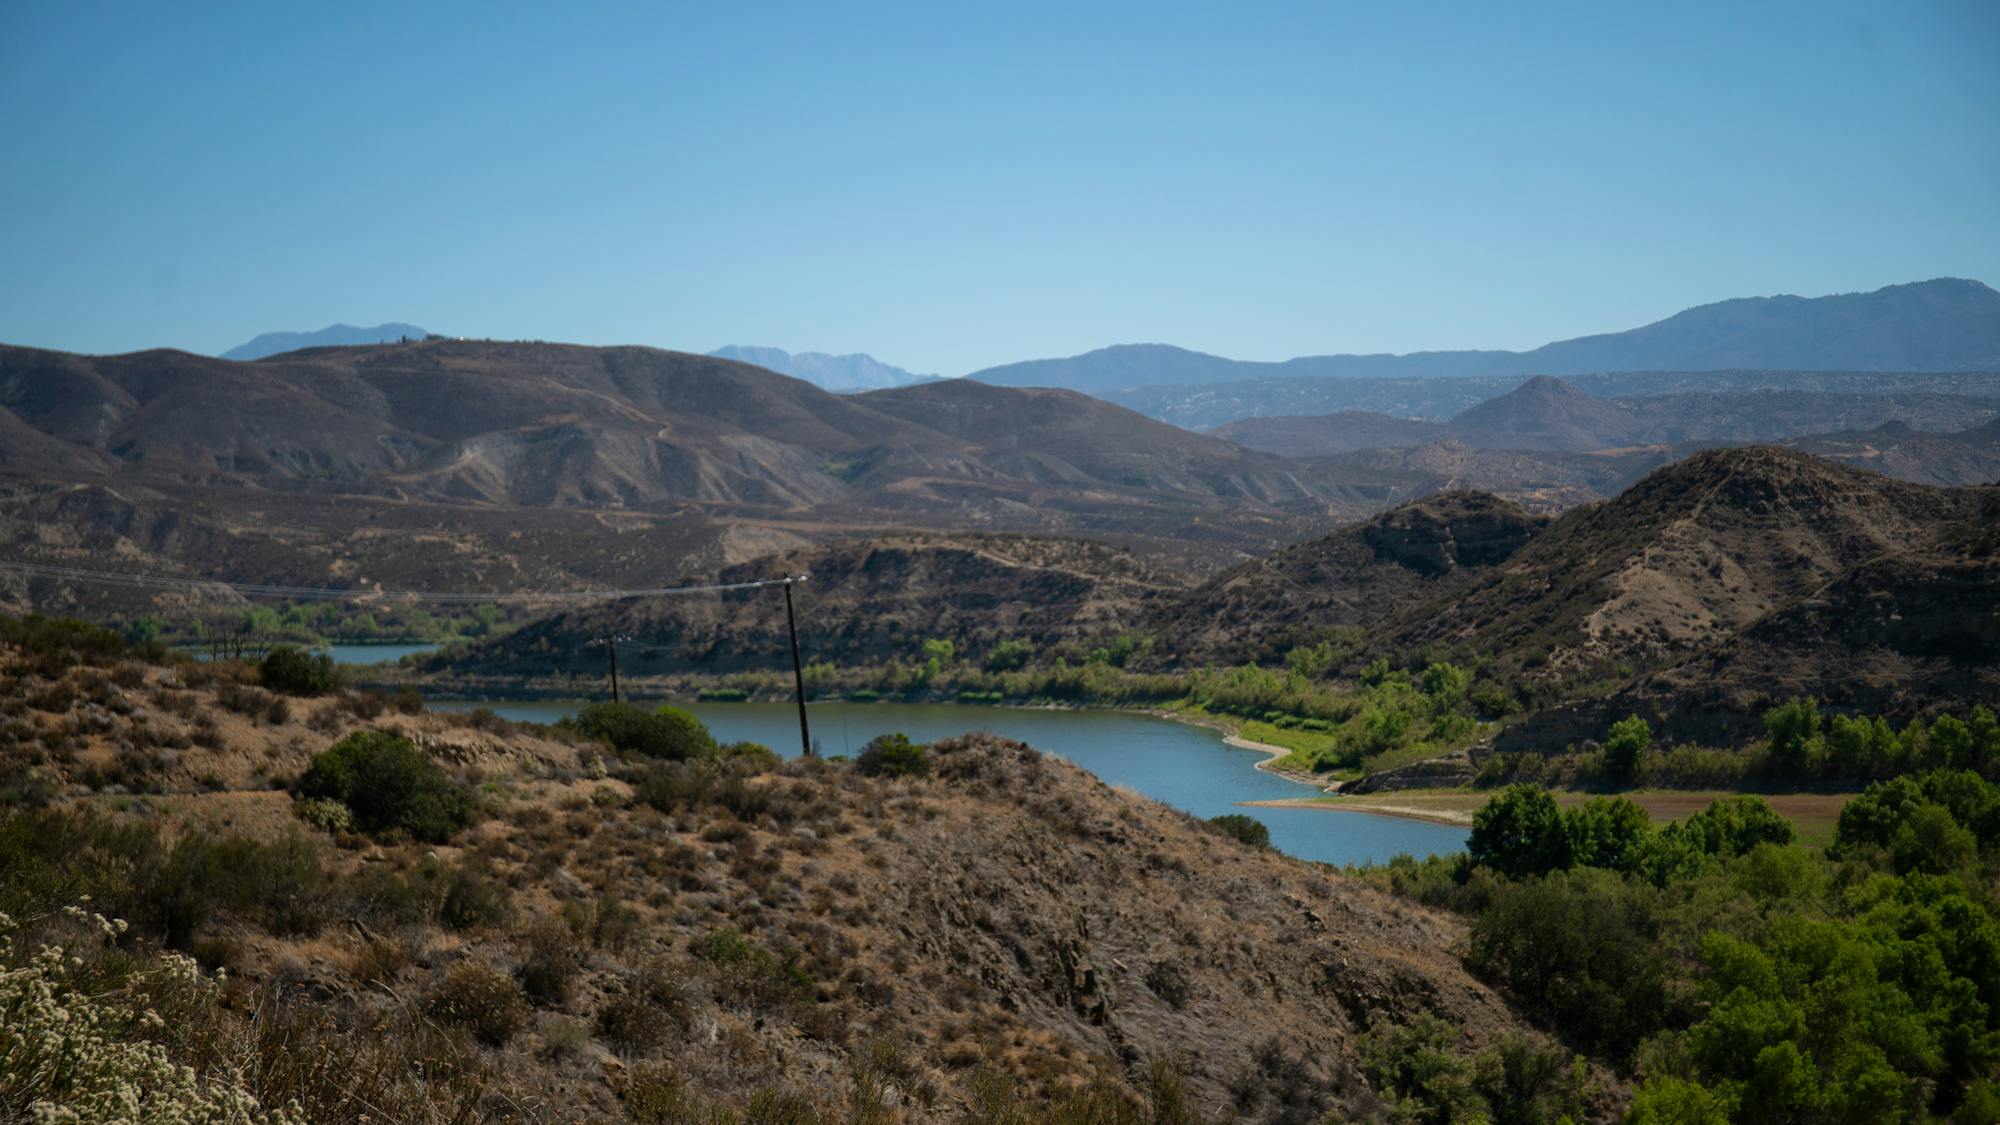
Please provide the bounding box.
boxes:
[783,576,812,757]
[590,633,632,703]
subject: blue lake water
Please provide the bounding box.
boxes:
[324,643,441,665]
[427,698,1468,867]
[181,642,442,665]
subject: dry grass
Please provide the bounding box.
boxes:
[0,643,1577,1122]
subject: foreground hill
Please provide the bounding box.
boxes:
[971,279,2000,393]
[0,631,1566,1120]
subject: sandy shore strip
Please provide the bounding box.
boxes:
[1241,796,1475,828]
[1140,708,1334,790]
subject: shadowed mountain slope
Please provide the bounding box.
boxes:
[1373,447,1974,683]
[1148,493,1545,665]
[424,533,1189,681]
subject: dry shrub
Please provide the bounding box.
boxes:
[516,920,582,1007]
[425,962,529,1047]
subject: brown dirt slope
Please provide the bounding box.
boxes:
[0,641,1575,1122]
[1374,447,1977,682]
[1148,492,1547,665]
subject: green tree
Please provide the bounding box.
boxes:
[1763,697,1824,776]
[1667,794,1795,860]
[1467,868,1672,1059]
[1469,785,1572,880]
[1929,714,1976,771]
[1604,714,1651,783]
[1826,713,1897,777]
[1421,661,1471,714]
[982,638,1035,673]
[1565,796,1653,875]
[1284,640,1335,680]
[260,646,344,696]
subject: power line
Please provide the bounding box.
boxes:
[0,559,800,604]
[3,556,821,757]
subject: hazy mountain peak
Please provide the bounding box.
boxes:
[709,345,934,393]
[220,322,431,361]
[969,279,2000,394]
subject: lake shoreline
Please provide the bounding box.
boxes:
[1242,796,1476,828]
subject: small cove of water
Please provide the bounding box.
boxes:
[429,698,1468,867]
[180,642,442,665]
[324,642,441,666]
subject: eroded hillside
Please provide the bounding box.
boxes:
[0,629,1588,1122]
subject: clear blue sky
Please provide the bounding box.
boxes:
[2,1,1995,375]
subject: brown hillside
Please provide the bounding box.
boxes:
[1150,492,1545,665]
[1209,411,1450,457]
[0,639,1575,1121]
[428,533,1188,681]
[0,340,1426,612]
[1376,446,1979,685]
[1443,376,1646,452]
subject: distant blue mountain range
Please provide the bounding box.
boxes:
[708,345,936,392]
[969,279,2000,393]
[221,323,432,361]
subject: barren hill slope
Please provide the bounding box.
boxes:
[1443,376,1646,451]
[1375,447,1978,684]
[0,340,1416,591]
[1151,493,1546,665]
[0,636,1573,1120]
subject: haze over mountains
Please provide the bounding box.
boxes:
[707,345,934,392]
[218,322,433,360]
[0,338,1406,613]
[971,278,2000,395]
[1214,375,2000,456]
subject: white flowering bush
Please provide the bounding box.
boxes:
[0,906,304,1125]
[291,796,353,834]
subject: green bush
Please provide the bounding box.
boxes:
[982,639,1035,673]
[258,646,344,696]
[1208,813,1270,849]
[0,614,131,672]
[562,702,718,760]
[1763,696,1824,775]
[297,730,475,843]
[1468,785,1571,880]
[856,733,930,779]
[1603,714,1651,783]
[1467,867,1674,1059]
